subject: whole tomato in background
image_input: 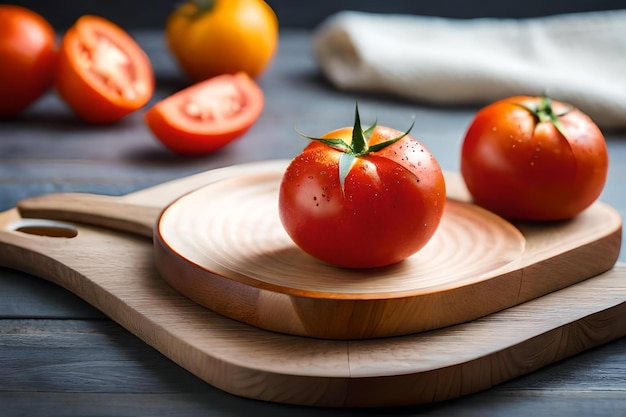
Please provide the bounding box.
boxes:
[461,96,609,221]
[0,5,57,117]
[166,0,278,81]
[279,106,446,269]
[55,15,154,124]
[144,72,264,155]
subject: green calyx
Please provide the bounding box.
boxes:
[299,103,414,156]
[517,96,571,139]
[190,0,216,17]
[296,103,415,191]
[177,0,216,19]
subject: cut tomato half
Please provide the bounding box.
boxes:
[55,15,154,124]
[144,72,264,156]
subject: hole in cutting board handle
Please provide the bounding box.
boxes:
[10,219,78,238]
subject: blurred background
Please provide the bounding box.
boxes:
[4,0,626,30]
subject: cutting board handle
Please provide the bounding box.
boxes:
[14,160,294,238]
[17,193,159,238]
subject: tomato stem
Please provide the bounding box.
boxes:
[536,97,569,138]
[351,103,369,155]
[192,0,216,15]
[295,102,414,192]
[296,103,414,157]
[517,96,571,139]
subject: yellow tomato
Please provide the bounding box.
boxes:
[166,0,278,81]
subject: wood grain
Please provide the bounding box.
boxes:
[17,160,290,238]
[154,169,525,339]
[15,161,623,339]
[0,207,625,407]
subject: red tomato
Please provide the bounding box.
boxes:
[0,5,57,117]
[144,72,264,156]
[55,15,154,124]
[279,107,446,269]
[461,96,609,221]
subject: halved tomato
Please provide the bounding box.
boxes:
[144,72,264,156]
[55,15,154,124]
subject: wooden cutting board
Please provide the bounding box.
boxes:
[13,160,622,340]
[1,160,625,406]
[0,205,625,407]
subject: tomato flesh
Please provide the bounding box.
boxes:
[144,72,264,155]
[182,81,244,122]
[78,33,142,101]
[55,15,154,124]
[279,126,446,269]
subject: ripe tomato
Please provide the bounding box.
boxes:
[279,106,446,269]
[55,15,154,124]
[144,72,263,155]
[166,0,278,81]
[461,96,609,221]
[0,5,57,117]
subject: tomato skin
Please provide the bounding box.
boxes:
[166,0,278,81]
[55,15,154,124]
[461,96,609,221]
[0,5,57,117]
[279,126,446,269]
[144,72,263,156]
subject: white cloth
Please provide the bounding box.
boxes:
[313,10,626,131]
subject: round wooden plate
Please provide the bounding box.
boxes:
[154,170,526,340]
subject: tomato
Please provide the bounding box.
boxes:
[0,5,57,117]
[461,96,609,221]
[279,106,446,269]
[55,15,154,124]
[166,0,278,81]
[144,72,263,155]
